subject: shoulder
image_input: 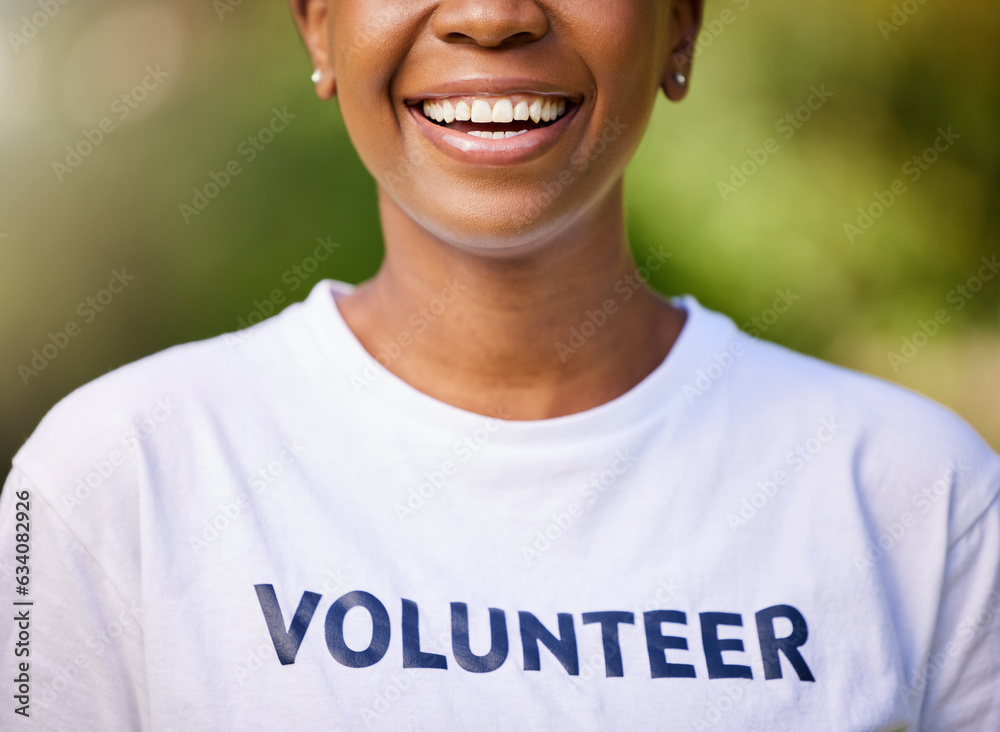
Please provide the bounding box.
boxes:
[730,324,1000,543]
[740,331,984,449]
[683,295,978,438]
[11,294,317,495]
[679,296,1000,541]
[741,332,963,430]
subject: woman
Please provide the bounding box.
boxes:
[2,0,997,729]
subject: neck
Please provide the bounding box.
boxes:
[336,178,686,420]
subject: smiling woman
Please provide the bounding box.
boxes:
[0,1,998,731]
[297,0,690,251]
[289,0,693,420]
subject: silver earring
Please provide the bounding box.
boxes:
[311,69,322,83]
[674,72,687,86]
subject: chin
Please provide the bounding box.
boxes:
[380,168,615,259]
[406,194,595,258]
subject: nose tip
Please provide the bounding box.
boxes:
[432,0,549,48]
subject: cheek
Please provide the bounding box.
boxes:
[587,2,664,95]
[580,7,664,171]
[333,2,411,65]
[332,4,414,172]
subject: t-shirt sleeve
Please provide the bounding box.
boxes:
[0,466,150,730]
[918,489,1000,730]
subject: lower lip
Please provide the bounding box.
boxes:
[407,103,581,167]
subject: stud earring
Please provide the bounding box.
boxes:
[674,71,687,86]
[311,69,322,84]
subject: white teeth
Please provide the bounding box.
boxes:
[471,99,493,123]
[466,129,529,139]
[442,100,455,123]
[424,95,570,127]
[529,99,542,124]
[492,99,514,123]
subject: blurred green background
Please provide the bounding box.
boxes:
[1,0,998,476]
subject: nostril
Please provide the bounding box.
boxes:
[441,32,480,46]
[440,31,537,48]
[432,3,550,48]
[507,31,539,45]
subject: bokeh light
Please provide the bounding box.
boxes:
[63,3,183,126]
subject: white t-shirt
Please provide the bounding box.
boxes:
[2,279,998,731]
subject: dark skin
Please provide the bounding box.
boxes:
[289,0,703,420]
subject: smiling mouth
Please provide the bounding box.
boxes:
[414,94,574,140]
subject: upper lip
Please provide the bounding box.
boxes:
[402,76,584,105]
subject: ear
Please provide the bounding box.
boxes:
[288,0,337,99]
[662,0,703,102]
